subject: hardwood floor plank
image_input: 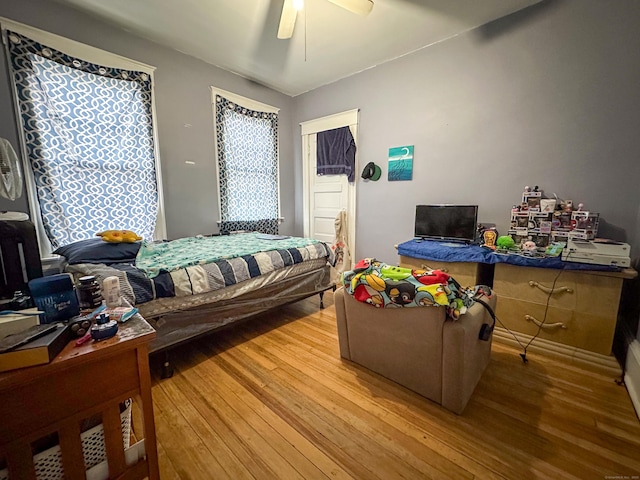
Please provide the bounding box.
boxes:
[162,362,278,480]
[156,441,183,480]
[159,374,256,480]
[190,344,355,480]
[152,385,229,478]
[223,335,476,480]
[169,351,310,480]
[237,322,529,480]
[151,294,640,480]
[184,345,338,480]
[228,310,590,479]
[201,338,398,480]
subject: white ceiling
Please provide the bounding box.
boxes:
[54,0,541,96]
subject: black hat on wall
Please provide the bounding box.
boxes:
[361,162,381,181]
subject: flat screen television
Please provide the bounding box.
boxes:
[414,204,478,243]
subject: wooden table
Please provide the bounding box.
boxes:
[0,314,160,480]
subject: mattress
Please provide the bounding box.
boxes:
[65,235,334,308]
[139,257,328,318]
[145,262,332,352]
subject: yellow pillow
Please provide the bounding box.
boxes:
[96,230,142,243]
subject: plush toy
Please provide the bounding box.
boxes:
[522,241,537,251]
[412,269,450,286]
[496,235,516,250]
[96,230,142,243]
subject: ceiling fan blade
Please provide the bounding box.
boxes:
[277,0,298,39]
[327,0,374,16]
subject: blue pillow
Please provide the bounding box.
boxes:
[53,238,141,265]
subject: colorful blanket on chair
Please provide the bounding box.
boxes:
[341,259,474,319]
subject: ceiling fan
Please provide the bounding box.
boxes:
[277,0,374,39]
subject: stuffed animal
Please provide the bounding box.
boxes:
[496,235,516,250]
[96,230,142,243]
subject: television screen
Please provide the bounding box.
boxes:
[414,205,478,243]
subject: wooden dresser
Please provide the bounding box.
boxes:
[399,255,490,289]
[493,263,636,356]
[0,313,160,480]
[399,245,637,370]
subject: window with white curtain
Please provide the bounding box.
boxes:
[3,20,165,256]
[213,89,280,235]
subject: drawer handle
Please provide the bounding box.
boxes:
[421,264,448,273]
[528,281,573,295]
[525,314,567,330]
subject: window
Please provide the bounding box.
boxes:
[3,20,165,256]
[212,89,280,234]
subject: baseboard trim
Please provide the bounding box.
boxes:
[493,327,621,377]
[624,339,640,420]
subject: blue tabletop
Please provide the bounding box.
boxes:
[397,239,620,271]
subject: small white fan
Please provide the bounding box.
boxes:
[278,0,374,39]
[0,138,23,201]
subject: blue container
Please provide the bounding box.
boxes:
[28,274,80,323]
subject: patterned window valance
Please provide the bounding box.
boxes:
[215,94,279,235]
[7,31,159,248]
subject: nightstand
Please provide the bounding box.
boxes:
[0,313,159,480]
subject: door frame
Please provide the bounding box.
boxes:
[301,109,358,263]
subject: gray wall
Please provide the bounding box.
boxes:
[1,0,639,264]
[293,0,640,263]
[0,0,296,239]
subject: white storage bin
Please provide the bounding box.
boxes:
[0,400,131,480]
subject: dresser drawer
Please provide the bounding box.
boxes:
[495,296,616,355]
[399,256,479,288]
[493,263,622,318]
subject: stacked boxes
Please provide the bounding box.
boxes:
[508,188,551,248]
[569,211,599,240]
[507,187,599,248]
[528,212,552,234]
[522,190,541,211]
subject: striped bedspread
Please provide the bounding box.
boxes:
[66,234,334,307]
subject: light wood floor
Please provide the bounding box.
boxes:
[149,292,640,479]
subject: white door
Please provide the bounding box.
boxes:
[301,109,358,270]
[307,133,350,244]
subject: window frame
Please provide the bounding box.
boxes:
[1,17,166,260]
[210,87,282,229]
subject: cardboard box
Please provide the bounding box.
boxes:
[551,230,569,239]
[530,234,550,247]
[511,212,529,229]
[571,211,599,231]
[528,212,552,233]
[551,211,572,231]
[540,199,556,213]
[508,229,529,247]
[522,191,542,211]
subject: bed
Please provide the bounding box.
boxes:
[56,233,335,375]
